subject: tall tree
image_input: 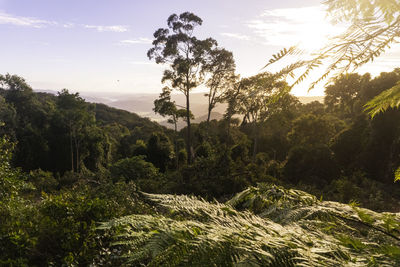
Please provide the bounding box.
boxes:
[223,80,243,145]
[203,48,236,124]
[55,89,95,173]
[148,12,217,164]
[153,87,187,167]
[235,73,288,159]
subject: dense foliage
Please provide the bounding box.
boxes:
[100,184,400,266]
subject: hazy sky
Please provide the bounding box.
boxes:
[1,0,399,96]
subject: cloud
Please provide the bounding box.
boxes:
[221,32,250,41]
[84,24,128,32]
[0,11,129,33]
[0,11,56,28]
[120,38,152,45]
[247,5,346,50]
[63,23,75,29]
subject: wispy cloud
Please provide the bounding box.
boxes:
[221,32,250,41]
[84,24,128,32]
[0,11,56,28]
[0,10,131,33]
[247,5,345,50]
[120,38,152,45]
[63,22,75,29]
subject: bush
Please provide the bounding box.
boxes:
[29,169,58,193]
[284,144,339,186]
[110,156,161,192]
[110,156,158,182]
[195,141,213,158]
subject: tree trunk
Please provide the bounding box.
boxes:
[252,122,258,161]
[69,122,74,172]
[174,117,179,169]
[76,143,79,172]
[207,90,213,125]
[186,93,192,164]
[74,129,79,173]
[207,90,217,125]
[226,115,231,145]
[386,139,397,183]
[207,106,212,125]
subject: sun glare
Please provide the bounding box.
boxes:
[246,5,349,96]
[249,5,345,52]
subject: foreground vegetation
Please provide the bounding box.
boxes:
[3,138,400,266]
[100,184,400,266]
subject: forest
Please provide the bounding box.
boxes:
[2,0,400,266]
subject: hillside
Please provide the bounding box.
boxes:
[94,103,164,131]
[34,89,164,130]
[0,86,167,173]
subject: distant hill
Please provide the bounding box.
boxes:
[159,111,224,129]
[34,90,228,122]
[33,89,164,133]
[34,89,323,129]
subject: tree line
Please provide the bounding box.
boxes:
[1,67,400,209]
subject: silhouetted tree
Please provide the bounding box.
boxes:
[153,87,186,134]
[203,48,236,124]
[148,12,217,164]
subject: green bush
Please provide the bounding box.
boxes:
[29,169,58,193]
[284,144,339,186]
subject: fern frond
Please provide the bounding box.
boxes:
[364,82,400,118]
[99,184,400,266]
[262,46,299,69]
[395,167,400,182]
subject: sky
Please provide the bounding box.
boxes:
[1,0,399,96]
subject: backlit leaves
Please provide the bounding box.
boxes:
[100,184,400,266]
